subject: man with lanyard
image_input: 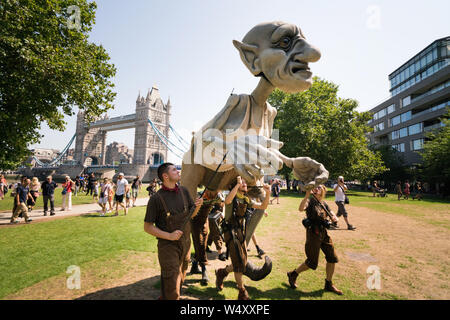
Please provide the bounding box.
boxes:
[190,189,224,285]
[144,163,203,300]
[215,176,270,300]
[10,176,34,224]
[333,176,356,230]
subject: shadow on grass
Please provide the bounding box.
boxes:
[76,276,161,300]
[80,214,117,218]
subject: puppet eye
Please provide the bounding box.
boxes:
[278,37,291,49]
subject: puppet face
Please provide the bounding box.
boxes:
[234,22,321,93]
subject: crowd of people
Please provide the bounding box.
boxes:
[142,162,360,301]
[0,172,159,224]
[371,180,424,200]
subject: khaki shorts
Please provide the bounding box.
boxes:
[304,228,338,270]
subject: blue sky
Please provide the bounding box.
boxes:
[32,0,450,163]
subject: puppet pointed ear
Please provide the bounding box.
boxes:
[233,40,261,76]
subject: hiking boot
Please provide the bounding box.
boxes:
[324,279,343,295]
[43,212,48,216]
[190,260,201,274]
[287,270,298,289]
[218,252,227,261]
[200,264,209,286]
[215,268,229,291]
[238,287,250,300]
[347,224,356,230]
[50,212,55,216]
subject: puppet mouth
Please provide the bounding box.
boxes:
[291,63,310,74]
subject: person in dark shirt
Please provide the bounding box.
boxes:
[10,177,34,224]
[86,173,96,196]
[286,185,343,295]
[144,163,203,300]
[131,175,142,207]
[41,175,58,216]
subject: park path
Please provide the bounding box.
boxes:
[0,196,150,226]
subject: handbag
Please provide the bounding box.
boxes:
[339,185,349,204]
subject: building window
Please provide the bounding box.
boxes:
[390,115,401,127]
[408,123,423,135]
[391,130,400,140]
[400,111,411,123]
[399,127,408,138]
[374,122,385,132]
[387,104,395,114]
[402,96,411,107]
[411,139,424,151]
[392,143,405,152]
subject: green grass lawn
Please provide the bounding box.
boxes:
[1,190,448,300]
[0,206,156,298]
[0,185,150,212]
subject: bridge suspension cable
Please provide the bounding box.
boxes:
[32,133,77,167]
[169,124,190,149]
[147,119,186,159]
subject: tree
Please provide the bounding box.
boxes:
[420,108,450,192]
[371,144,409,186]
[0,0,116,169]
[269,77,386,182]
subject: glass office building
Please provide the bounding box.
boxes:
[368,37,449,166]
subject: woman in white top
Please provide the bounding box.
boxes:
[28,177,41,212]
[98,178,112,216]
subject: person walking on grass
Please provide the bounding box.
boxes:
[403,180,411,200]
[214,176,271,300]
[41,176,57,216]
[0,174,8,200]
[98,178,112,216]
[74,176,81,196]
[396,181,403,200]
[27,177,41,212]
[108,183,114,213]
[413,181,423,200]
[10,176,33,224]
[270,179,281,204]
[114,173,129,216]
[61,176,74,211]
[286,185,343,295]
[131,175,142,207]
[92,181,99,201]
[144,163,203,300]
[333,176,356,230]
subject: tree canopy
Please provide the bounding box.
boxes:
[0,0,116,169]
[420,108,450,184]
[269,77,386,182]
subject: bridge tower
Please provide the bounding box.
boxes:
[133,85,170,165]
[74,111,107,166]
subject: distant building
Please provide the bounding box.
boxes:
[105,142,134,165]
[368,37,449,166]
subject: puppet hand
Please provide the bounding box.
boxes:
[290,157,329,191]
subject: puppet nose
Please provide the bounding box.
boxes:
[294,41,321,63]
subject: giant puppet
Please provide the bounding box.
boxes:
[180,21,329,280]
